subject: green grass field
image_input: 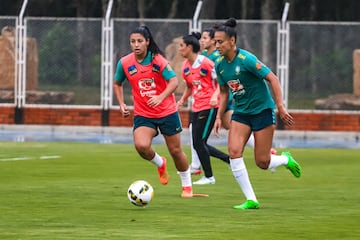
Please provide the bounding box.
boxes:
[0,141,359,240]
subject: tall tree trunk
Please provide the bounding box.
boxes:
[241,0,248,19]
[137,0,145,19]
[201,0,216,19]
[76,0,87,85]
[260,0,274,65]
[309,0,318,94]
[114,0,137,18]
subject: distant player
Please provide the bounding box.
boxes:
[177,32,230,185]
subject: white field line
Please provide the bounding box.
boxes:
[0,156,61,162]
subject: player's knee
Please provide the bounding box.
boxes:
[228,148,243,159]
[134,143,150,156]
[168,146,182,158]
[255,158,270,169]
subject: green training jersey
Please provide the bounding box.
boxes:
[215,48,275,115]
[201,49,221,63]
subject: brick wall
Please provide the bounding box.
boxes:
[0,106,14,124]
[0,106,359,131]
[282,111,360,131]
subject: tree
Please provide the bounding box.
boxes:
[200,0,217,19]
[2,0,360,21]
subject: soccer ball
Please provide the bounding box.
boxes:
[127,180,154,207]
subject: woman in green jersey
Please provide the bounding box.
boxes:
[213,18,302,210]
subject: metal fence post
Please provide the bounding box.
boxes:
[14,0,28,124]
[191,0,203,33]
[101,0,114,126]
[277,2,290,108]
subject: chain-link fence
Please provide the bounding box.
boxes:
[288,21,360,109]
[26,17,102,106]
[200,20,279,71]
[111,18,191,106]
[0,17,359,111]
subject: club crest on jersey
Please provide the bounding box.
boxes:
[152,63,160,73]
[138,78,156,91]
[199,68,208,76]
[192,79,202,95]
[256,61,264,70]
[184,67,190,76]
[128,65,138,76]
[235,66,241,75]
[227,79,245,96]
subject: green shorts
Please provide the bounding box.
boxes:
[133,112,183,136]
[231,108,276,131]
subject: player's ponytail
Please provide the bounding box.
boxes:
[213,17,237,42]
[224,18,237,28]
[182,31,201,53]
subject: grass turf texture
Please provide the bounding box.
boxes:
[0,141,359,240]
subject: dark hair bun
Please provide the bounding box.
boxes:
[224,18,237,28]
[191,32,201,40]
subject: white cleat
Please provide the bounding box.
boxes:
[193,176,216,185]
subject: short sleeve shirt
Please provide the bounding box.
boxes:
[114,51,177,118]
[181,55,218,112]
[215,48,275,115]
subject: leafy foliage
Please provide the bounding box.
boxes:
[38,23,77,85]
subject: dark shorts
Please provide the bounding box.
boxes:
[133,112,183,136]
[231,108,276,131]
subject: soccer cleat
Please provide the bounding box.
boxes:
[282,151,302,178]
[181,186,193,198]
[157,157,169,185]
[181,186,209,198]
[190,166,202,175]
[233,200,260,210]
[193,176,215,185]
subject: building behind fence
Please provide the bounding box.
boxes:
[0,16,359,131]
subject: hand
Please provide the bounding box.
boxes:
[279,108,294,126]
[176,99,184,109]
[147,95,163,108]
[120,104,130,118]
[209,97,218,107]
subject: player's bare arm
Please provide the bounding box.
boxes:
[265,72,294,126]
[113,81,130,117]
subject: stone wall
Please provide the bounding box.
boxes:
[354,49,360,97]
[0,26,38,90]
[165,36,186,94]
[315,49,360,110]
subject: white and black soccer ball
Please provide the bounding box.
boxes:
[127,180,154,207]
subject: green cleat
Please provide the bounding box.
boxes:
[282,151,302,178]
[233,200,259,210]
